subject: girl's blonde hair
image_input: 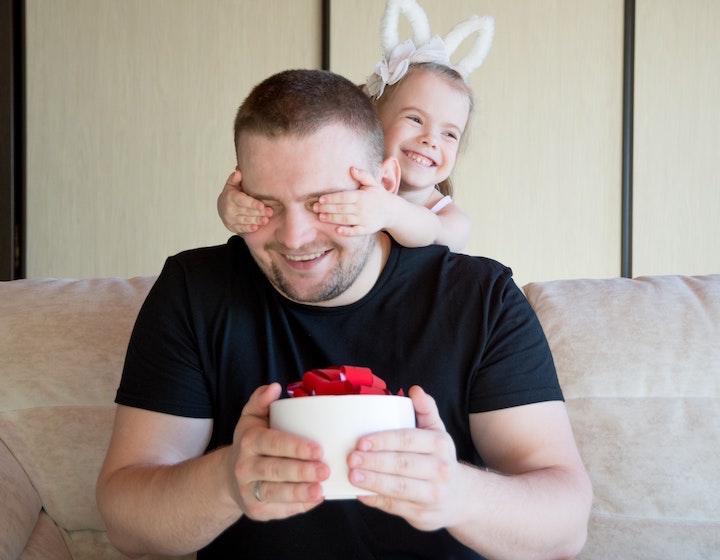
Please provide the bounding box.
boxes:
[371,62,475,197]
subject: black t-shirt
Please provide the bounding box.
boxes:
[117,236,561,559]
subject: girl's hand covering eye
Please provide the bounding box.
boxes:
[217,170,273,234]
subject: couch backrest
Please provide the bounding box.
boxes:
[3,274,718,557]
[0,277,156,533]
[523,274,720,559]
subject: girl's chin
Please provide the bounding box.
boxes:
[398,181,435,192]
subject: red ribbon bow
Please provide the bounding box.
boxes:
[287,365,404,397]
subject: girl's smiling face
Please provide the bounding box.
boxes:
[377,68,471,194]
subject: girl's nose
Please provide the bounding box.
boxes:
[420,131,438,148]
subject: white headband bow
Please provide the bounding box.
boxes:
[365,0,495,99]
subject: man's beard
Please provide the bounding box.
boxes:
[267,237,376,304]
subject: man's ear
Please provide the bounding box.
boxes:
[380,157,401,195]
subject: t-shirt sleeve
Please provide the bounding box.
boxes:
[115,256,214,418]
[468,268,562,413]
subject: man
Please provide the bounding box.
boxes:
[97,69,591,559]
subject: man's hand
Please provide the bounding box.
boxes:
[347,389,592,559]
[347,385,465,531]
[228,383,330,521]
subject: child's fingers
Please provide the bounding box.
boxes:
[229,190,267,213]
[316,190,360,206]
[224,170,272,215]
[349,166,380,188]
[231,223,261,234]
[314,192,361,218]
[336,225,372,237]
[224,170,241,188]
[235,204,271,217]
[236,212,273,231]
[226,213,271,234]
[317,212,359,226]
[234,214,270,226]
[314,202,357,216]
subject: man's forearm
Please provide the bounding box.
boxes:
[97,447,241,557]
[449,464,592,560]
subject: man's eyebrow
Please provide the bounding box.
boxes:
[243,188,351,203]
[307,188,354,199]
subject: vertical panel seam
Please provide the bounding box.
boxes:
[322,0,330,70]
[621,0,635,278]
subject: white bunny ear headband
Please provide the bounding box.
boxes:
[364,0,495,99]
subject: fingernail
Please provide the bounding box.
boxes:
[348,452,361,467]
[317,464,330,479]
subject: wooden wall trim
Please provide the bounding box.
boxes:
[0,0,24,280]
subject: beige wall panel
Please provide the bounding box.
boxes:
[634,0,720,277]
[25,0,320,278]
[331,0,624,286]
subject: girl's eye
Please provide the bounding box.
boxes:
[406,115,421,124]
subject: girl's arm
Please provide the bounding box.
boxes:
[314,167,471,252]
[431,202,472,253]
[217,170,273,234]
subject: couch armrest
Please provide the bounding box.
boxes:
[0,437,42,559]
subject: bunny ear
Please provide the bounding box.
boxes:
[444,15,495,79]
[368,1,494,98]
[380,0,432,56]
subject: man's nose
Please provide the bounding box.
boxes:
[277,206,316,249]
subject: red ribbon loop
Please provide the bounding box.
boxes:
[286,365,403,397]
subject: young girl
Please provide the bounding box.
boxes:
[217,1,493,252]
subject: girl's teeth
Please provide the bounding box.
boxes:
[407,152,432,166]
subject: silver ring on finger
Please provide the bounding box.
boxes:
[253,480,267,504]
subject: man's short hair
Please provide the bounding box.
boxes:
[234,69,385,170]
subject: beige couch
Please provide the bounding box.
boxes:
[1,274,718,559]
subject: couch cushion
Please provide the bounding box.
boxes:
[0,277,157,412]
[0,407,116,532]
[0,277,156,541]
[64,529,195,560]
[18,512,72,560]
[523,275,720,559]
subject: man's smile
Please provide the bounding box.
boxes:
[278,249,333,271]
[283,250,329,263]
